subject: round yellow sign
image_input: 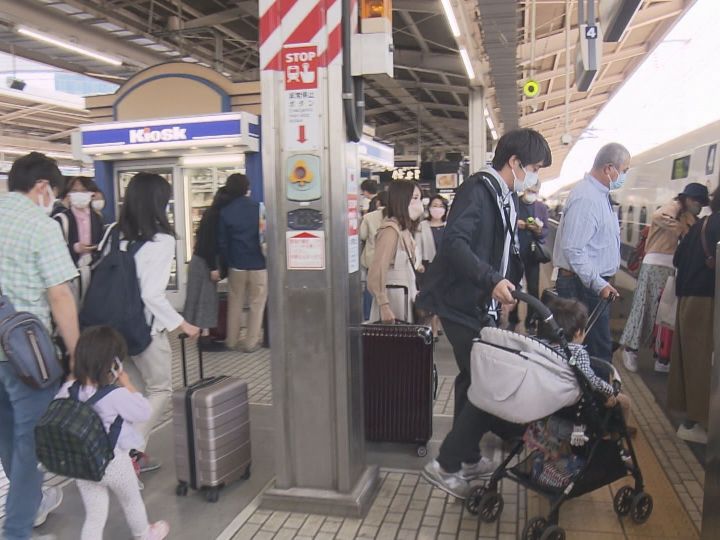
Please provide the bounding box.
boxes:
[523,80,540,98]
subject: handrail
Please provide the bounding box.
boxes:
[701,241,720,538]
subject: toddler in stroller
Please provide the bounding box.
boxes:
[463,291,652,540]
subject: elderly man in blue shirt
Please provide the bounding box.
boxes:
[553,143,631,362]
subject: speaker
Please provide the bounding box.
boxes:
[6,77,26,91]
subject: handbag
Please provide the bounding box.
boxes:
[701,216,716,270]
[530,240,552,264]
[655,275,677,328]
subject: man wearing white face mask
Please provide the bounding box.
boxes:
[0,152,80,540]
[54,177,105,304]
[418,129,553,499]
[553,142,631,362]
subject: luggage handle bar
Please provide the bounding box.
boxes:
[385,284,410,323]
[179,333,203,386]
[584,293,616,337]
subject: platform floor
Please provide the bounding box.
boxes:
[1,331,706,539]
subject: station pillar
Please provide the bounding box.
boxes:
[468,86,487,172]
[258,0,379,516]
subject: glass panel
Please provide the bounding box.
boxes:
[626,206,635,243]
[115,167,178,291]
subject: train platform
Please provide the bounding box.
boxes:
[0,328,705,540]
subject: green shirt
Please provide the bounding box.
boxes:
[0,192,77,345]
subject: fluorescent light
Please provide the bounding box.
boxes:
[180,154,245,167]
[459,48,475,79]
[440,0,461,38]
[17,26,123,66]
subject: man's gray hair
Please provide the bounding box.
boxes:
[593,143,631,169]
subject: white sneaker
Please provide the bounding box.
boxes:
[654,359,670,373]
[33,486,63,527]
[460,457,497,480]
[677,424,708,444]
[622,349,638,372]
[421,460,472,499]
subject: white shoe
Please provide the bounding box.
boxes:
[654,359,670,373]
[421,460,472,499]
[34,486,63,527]
[460,457,497,480]
[677,424,708,444]
[622,349,638,372]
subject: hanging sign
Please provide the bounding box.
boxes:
[287,230,325,270]
[283,44,321,152]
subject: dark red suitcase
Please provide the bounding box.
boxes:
[362,285,436,457]
[652,323,673,363]
[209,293,228,341]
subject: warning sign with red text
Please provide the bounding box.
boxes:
[286,230,325,270]
[283,44,321,152]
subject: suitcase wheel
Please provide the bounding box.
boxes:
[176,482,188,497]
[241,464,251,481]
[416,445,428,458]
[206,486,220,503]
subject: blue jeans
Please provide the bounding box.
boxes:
[0,361,59,540]
[556,274,613,362]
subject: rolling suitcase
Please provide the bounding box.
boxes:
[652,323,673,365]
[173,334,251,502]
[362,285,436,457]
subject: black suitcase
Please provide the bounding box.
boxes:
[362,285,436,457]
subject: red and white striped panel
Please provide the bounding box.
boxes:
[259,0,356,71]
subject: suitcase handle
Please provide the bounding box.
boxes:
[179,333,204,386]
[385,284,410,322]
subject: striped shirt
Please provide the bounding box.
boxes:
[552,174,620,293]
[0,193,78,360]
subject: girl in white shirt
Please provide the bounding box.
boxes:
[56,326,169,540]
[117,172,200,472]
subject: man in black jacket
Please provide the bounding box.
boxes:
[418,128,552,499]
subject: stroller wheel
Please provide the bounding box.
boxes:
[522,516,548,540]
[416,445,428,458]
[478,491,504,523]
[540,525,566,540]
[630,492,653,524]
[613,485,634,517]
[464,486,485,516]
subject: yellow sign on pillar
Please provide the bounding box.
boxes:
[523,79,540,98]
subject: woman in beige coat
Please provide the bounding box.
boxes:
[368,181,423,323]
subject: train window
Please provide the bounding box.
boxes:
[626,206,635,242]
[671,155,690,180]
[617,205,623,225]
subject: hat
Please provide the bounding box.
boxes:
[679,182,709,206]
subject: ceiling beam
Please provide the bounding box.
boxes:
[520,95,607,125]
[0,135,72,155]
[531,45,647,83]
[395,79,469,95]
[394,48,464,76]
[182,3,255,30]
[392,0,441,15]
[367,100,467,115]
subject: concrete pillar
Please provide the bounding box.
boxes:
[468,86,487,173]
[258,0,379,517]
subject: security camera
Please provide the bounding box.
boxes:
[560,133,572,146]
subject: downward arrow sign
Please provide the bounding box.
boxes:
[297,125,307,143]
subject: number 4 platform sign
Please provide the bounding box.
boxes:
[283,44,321,152]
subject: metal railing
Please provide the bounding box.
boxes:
[701,241,720,538]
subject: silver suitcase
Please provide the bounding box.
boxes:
[173,335,251,502]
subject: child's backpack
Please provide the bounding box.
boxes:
[35,381,124,481]
[80,225,152,356]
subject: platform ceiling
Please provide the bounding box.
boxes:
[0,0,693,172]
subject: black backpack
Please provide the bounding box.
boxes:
[80,226,152,355]
[35,381,123,481]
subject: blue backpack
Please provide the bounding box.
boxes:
[80,227,151,355]
[0,290,63,389]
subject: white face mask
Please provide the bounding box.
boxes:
[523,193,538,204]
[511,162,539,193]
[408,201,424,221]
[91,199,105,212]
[69,191,93,209]
[429,207,446,220]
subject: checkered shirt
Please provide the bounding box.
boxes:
[0,192,77,360]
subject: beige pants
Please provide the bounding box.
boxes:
[124,332,172,450]
[226,269,268,350]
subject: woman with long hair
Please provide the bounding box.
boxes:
[368,181,424,323]
[183,187,233,350]
[118,172,200,472]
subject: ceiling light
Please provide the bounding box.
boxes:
[440,0,461,38]
[17,26,123,66]
[459,48,475,80]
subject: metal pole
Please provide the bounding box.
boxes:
[701,241,720,538]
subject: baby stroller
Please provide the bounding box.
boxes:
[464,291,652,540]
